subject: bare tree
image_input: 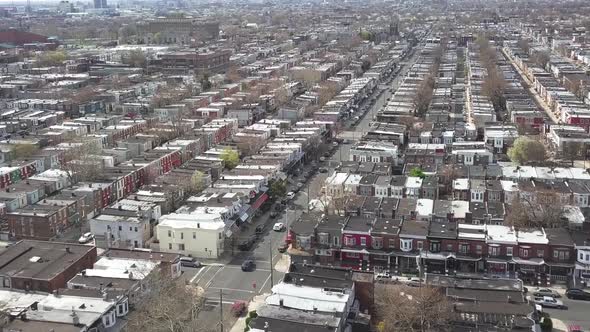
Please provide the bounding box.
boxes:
[124,272,225,332]
[375,285,452,332]
[413,74,434,116]
[561,141,585,166]
[506,187,566,229]
[60,139,104,185]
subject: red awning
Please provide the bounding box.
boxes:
[251,193,268,211]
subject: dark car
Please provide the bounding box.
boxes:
[319,168,328,173]
[277,243,289,253]
[270,211,279,219]
[323,152,331,158]
[238,236,257,251]
[255,225,265,235]
[566,288,590,300]
[241,260,256,272]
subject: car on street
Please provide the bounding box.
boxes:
[332,142,339,147]
[566,288,590,300]
[319,168,328,173]
[286,192,295,200]
[296,182,304,189]
[273,222,285,231]
[238,236,257,251]
[277,243,289,253]
[532,296,567,309]
[533,288,561,298]
[323,152,331,158]
[78,232,94,244]
[255,225,265,235]
[241,260,256,272]
[270,211,279,219]
[319,156,326,162]
[179,257,202,268]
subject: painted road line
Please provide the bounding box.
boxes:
[208,287,255,294]
[259,274,272,294]
[205,266,224,288]
[191,265,210,284]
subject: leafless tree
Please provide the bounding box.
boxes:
[375,285,452,332]
[561,141,586,166]
[59,139,104,185]
[413,74,435,116]
[506,187,566,229]
[124,272,225,332]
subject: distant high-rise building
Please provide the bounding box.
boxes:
[93,0,107,9]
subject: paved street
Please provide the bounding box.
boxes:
[543,296,590,330]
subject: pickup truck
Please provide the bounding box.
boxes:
[532,296,567,309]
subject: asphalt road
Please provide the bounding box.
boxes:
[543,296,590,330]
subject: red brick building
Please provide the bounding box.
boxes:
[0,240,97,292]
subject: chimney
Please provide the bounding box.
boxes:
[71,309,80,325]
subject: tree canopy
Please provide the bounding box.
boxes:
[220,148,239,169]
[507,137,547,165]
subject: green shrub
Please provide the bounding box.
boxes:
[540,317,552,332]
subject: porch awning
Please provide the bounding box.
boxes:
[341,248,370,254]
[420,252,455,260]
[393,251,419,258]
[545,262,574,268]
[511,257,545,266]
[455,255,482,262]
[575,263,590,270]
[486,258,508,265]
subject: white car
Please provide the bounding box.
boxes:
[286,192,295,200]
[273,223,285,231]
[78,232,94,244]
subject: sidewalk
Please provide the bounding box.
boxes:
[229,293,269,332]
[552,318,568,332]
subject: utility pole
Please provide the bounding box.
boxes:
[219,289,224,332]
[269,235,274,288]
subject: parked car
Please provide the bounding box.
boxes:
[277,243,289,253]
[180,257,201,268]
[241,260,256,272]
[78,232,94,244]
[286,192,295,200]
[255,225,265,235]
[296,182,304,189]
[319,157,326,162]
[532,296,567,309]
[566,288,590,300]
[533,288,561,298]
[270,211,279,219]
[273,223,285,232]
[323,152,331,158]
[319,168,328,173]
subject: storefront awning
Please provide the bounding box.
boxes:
[511,257,545,266]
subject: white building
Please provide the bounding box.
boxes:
[156,211,226,258]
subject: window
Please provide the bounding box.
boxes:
[319,233,329,245]
[119,226,122,231]
[430,242,441,252]
[476,245,482,255]
[193,232,196,239]
[417,241,423,250]
[373,237,383,249]
[129,227,132,231]
[180,232,184,240]
[519,248,529,257]
[347,252,360,258]
[168,243,172,250]
[459,244,469,254]
[489,246,499,256]
[389,239,396,249]
[218,233,222,239]
[537,250,544,258]
[345,237,356,246]
[360,237,367,246]
[178,244,185,251]
[334,237,340,246]
[446,244,453,251]
[134,227,138,232]
[506,247,513,256]
[400,239,412,251]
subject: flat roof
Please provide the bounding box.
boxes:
[0,240,95,280]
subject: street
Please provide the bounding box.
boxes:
[543,296,590,330]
